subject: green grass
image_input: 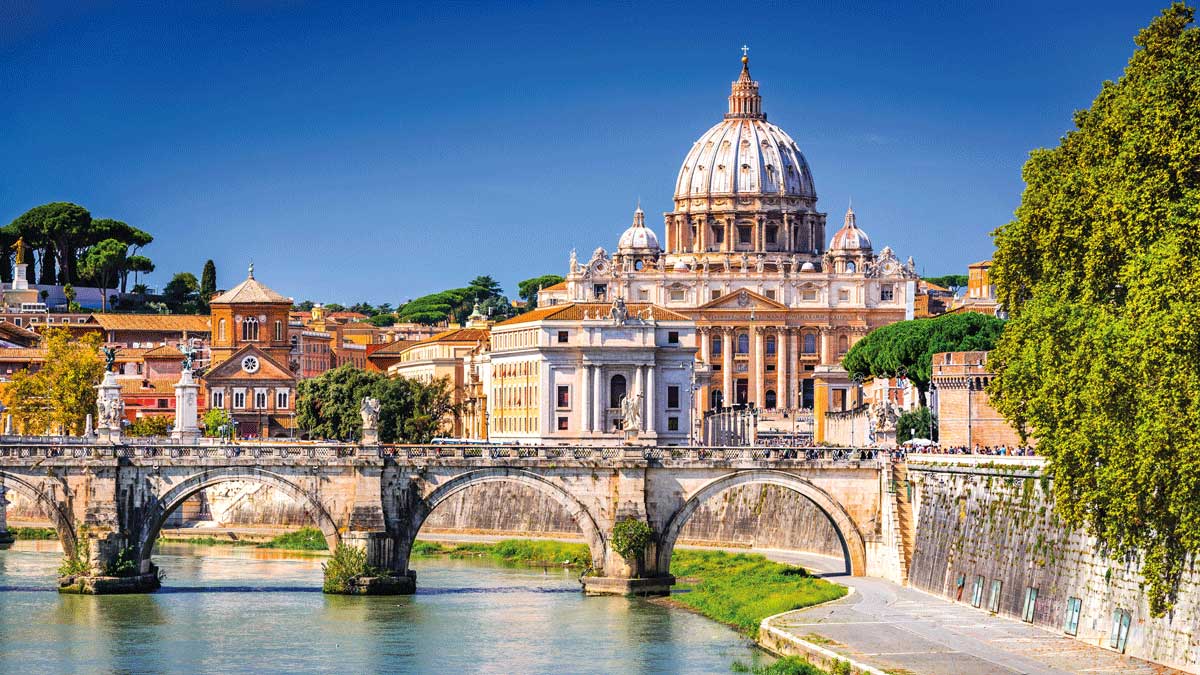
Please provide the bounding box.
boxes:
[10,526,58,540]
[412,538,591,568]
[158,535,259,546]
[669,550,847,635]
[731,656,831,675]
[259,527,328,551]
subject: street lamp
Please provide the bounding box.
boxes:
[851,372,865,448]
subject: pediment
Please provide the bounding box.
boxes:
[698,289,788,311]
[203,346,294,382]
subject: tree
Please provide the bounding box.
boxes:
[367,313,396,327]
[517,274,564,310]
[922,274,968,291]
[163,272,200,313]
[127,415,172,437]
[842,312,1005,405]
[63,284,81,313]
[78,238,128,311]
[296,365,458,442]
[467,275,502,301]
[896,407,936,444]
[0,329,104,435]
[202,408,233,438]
[396,289,467,325]
[200,260,217,309]
[126,255,155,290]
[988,5,1200,616]
[7,202,91,284]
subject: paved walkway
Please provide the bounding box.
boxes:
[757,549,1184,675]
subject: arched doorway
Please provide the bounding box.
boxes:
[135,468,341,573]
[657,470,866,577]
[709,389,723,410]
[765,390,777,409]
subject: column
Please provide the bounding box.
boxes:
[790,330,801,409]
[776,328,787,411]
[581,365,592,432]
[753,326,765,408]
[820,329,831,365]
[593,366,604,433]
[722,329,733,406]
[634,365,644,429]
[724,220,733,253]
[645,364,656,434]
[783,213,792,251]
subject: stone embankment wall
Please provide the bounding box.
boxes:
[908,460,1200,673]
[5,481,845,559]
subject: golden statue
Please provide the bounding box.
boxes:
[10,237,27,266]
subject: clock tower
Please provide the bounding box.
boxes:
[208,263,294,369]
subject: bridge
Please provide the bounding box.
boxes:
[0,439,906,594]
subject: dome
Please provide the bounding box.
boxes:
[830,206,872,251]
[800,261,815,272]
[617,205,661,253]
[674,57,815,201]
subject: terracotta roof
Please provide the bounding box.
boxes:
[142,345,183,359]
[90,314,212,333]
[920,280,949,292]
[211,267,290,304]
[395,327,490,355]
[540,281,568,292]
[969,259,992,268]
[119,379,177,394]
[329,311,370,321]
[495,303,690,326]
[367,339,418,357]
[0,347,47,360]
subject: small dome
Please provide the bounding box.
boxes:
[800,261,815,272]
[830,206,872,251]
[617,205,661,253]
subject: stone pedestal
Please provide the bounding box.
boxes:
[3,263,38,308]
[172,370,200,441]
[95,371,123,443]
[580,574,675,596]
[361,427,379,445]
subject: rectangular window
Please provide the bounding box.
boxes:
[838,289,850,302]
[710,289,721,301]
[638,288,649,300]
[988,580,1002,613]
[738,226,751,244]
[1064,597,1082,636]
[1110,609,1131,652]
[667,331,679,344]
[971,576,984,608]
[801,289,817,301]
[557,385,570,409]
[766,227,776,244]
[557,416,568,431]
[593,284,607,299]
[276,390,289,409]
[669,289,685,302]
[233,390,246,409]
[881,284,895,302]
[667,385,680,409]
[157,398,168,410]
[667,416,679,431]
[557,330,569,343]
[1022,587,1038,623]
[765,289,776,300]
[711,336,722,355]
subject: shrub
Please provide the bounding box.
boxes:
[104,547,139,577]
[611,518,652,563]
[260,527,328,551]
[126,415,172,437]
[322,544,378,593]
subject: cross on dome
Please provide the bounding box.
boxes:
[741,45,749,57]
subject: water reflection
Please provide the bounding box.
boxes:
[0,541,769,674]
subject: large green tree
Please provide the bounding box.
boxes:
[78,238,128,311]
[295,365,458,442]
[989,4,1200,616]
[518,274,564,310]
[7,202,90,284]
[841,312,1005,404]
[162,272,200,313]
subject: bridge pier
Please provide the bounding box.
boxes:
[0,485,13,547]
[580,465,675,596]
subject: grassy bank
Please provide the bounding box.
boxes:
[412,539,591,567]
[732,656,834,675]
[258,527,328,551]
[9,526,58,540]
[669,550,847,635]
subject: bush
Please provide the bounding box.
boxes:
[104,547,139,577]
[126,415,172,437]
[322,544,379,593]
[731,656,830,675]
[611,518,652,563]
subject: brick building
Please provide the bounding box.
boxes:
[930,350,1027,449]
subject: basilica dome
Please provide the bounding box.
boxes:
[830,206,872,251]
[617,205,661,253]
[674,57,816,201]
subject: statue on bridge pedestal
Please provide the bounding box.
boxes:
[102,346,119,373]
[360,397,381,444]
[620,394,643,442]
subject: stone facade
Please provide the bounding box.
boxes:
[930,351,1026,448]
[908,458,1199,673]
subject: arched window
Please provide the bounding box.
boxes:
[803,333,817,354]
[710,389,723,410]
[711,334,722,356]
[765,390,777,409]
[274,320,283,341]
[609,374,627,409]
[846,261,857,273]
[218,318,227,342]
[837,334,849,354]
[737,333,749,354]
[765,335,776,355]
[243,317,259,341]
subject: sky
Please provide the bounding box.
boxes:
[0,1,1173,304]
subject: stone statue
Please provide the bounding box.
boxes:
[98,397,124,428]
[569,248,578,273]
[869,400,899,433]
[739,254,749,273]
[723,256,731,273]
[656,256,666,272]
[609,296,628,324]
[10,237,28,266]
[620,394,643,433]
[102,346,119,373]
[790,254,799,273]
[360,397,381,430]
[755,255,765,273]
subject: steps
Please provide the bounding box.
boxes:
[892,463,916,579]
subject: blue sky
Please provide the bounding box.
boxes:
[0,1,1170,303]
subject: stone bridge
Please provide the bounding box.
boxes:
[0,440,905,593]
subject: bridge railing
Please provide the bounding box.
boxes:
[0,439,883,463]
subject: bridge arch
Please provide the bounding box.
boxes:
[135,467,341,567]
[410,468,607,572]
[0,470,78,555]
[657,470,866,576]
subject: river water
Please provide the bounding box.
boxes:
[0,541,769,674]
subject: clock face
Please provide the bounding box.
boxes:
[241,356,260,374]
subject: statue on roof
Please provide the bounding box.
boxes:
[102,346,119,373]
[569,248,578,274]
[609,296,628,324]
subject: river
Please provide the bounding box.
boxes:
[0,541,771,674]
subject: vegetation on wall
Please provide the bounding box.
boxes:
[295,365,458,442]
[0,328,104,435]
[988,4,1200,616]
[897,407,937,443]
[841,312,1005,405]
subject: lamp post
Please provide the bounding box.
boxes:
[851,372,865,449]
